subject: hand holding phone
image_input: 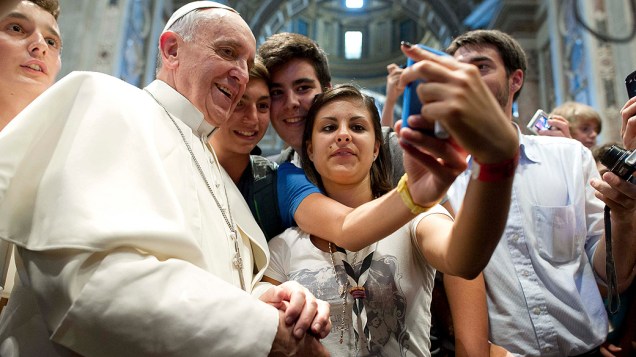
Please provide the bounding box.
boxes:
[401,44,451,139]
[526,109,551,135]
[623,70,636,150]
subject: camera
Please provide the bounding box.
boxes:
[600,145,636,183]
[401,44,450,139]
[526,109,551,135]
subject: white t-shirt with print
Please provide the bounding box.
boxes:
[266,205,450,357]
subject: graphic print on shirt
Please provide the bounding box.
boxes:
[290,253,410,356]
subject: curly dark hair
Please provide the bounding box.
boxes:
[300,84,393,198]
[250,56,269,82]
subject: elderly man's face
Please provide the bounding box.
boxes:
[174,10,255,127]
[0,1,61,100]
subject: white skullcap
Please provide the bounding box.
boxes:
[162,1,237,33]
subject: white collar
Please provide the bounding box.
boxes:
[144,80,215,138]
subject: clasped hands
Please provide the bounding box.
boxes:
[261,281,331,356]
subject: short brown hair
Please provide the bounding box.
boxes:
[29,0,60,20]
[250,56,269,83]
[258,32,331,90]
[446,30,527,102]
[550,101,602,134]
[301,84,392,198]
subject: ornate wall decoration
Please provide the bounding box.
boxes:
[120,0,152,87]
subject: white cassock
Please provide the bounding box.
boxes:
[0,72,278,356]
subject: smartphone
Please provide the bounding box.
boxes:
[526,109,551,135]
[626,70,636,99]
[402,44,451,139]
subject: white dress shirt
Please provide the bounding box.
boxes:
[447,126,607,357]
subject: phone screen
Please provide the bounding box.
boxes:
[401,45,451,139]
[533,114,550,131]
[526,109,551,135]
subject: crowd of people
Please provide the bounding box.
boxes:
[0,1,634,356]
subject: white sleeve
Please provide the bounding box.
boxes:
[409,204,453,236]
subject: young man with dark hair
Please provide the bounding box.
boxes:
[209,58,285,239]
[436,29,636,356]
[0,0,61,132]
[258,32,331,165]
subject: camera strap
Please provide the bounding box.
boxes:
[604,205,620,314]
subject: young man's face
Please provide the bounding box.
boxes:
[211,78,270,155]
[453,44,515,115]
[0,1,61,99]
[269,58,323,152]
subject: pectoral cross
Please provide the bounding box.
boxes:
[230,232,246,290]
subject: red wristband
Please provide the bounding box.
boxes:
[471,149,519,182]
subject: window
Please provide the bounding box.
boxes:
[345,0,364,9]
[344,31,363,59]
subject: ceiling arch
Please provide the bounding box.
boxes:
[171,0,486,88]
[222,1,481,86]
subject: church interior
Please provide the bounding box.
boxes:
[0,1,635,355]
[55,0,636,154]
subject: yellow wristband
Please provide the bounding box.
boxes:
[396,174,441,214]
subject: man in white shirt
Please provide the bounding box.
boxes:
[0,2,329,356]
[443,29,635,356]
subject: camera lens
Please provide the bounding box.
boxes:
[600,145,636,181]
